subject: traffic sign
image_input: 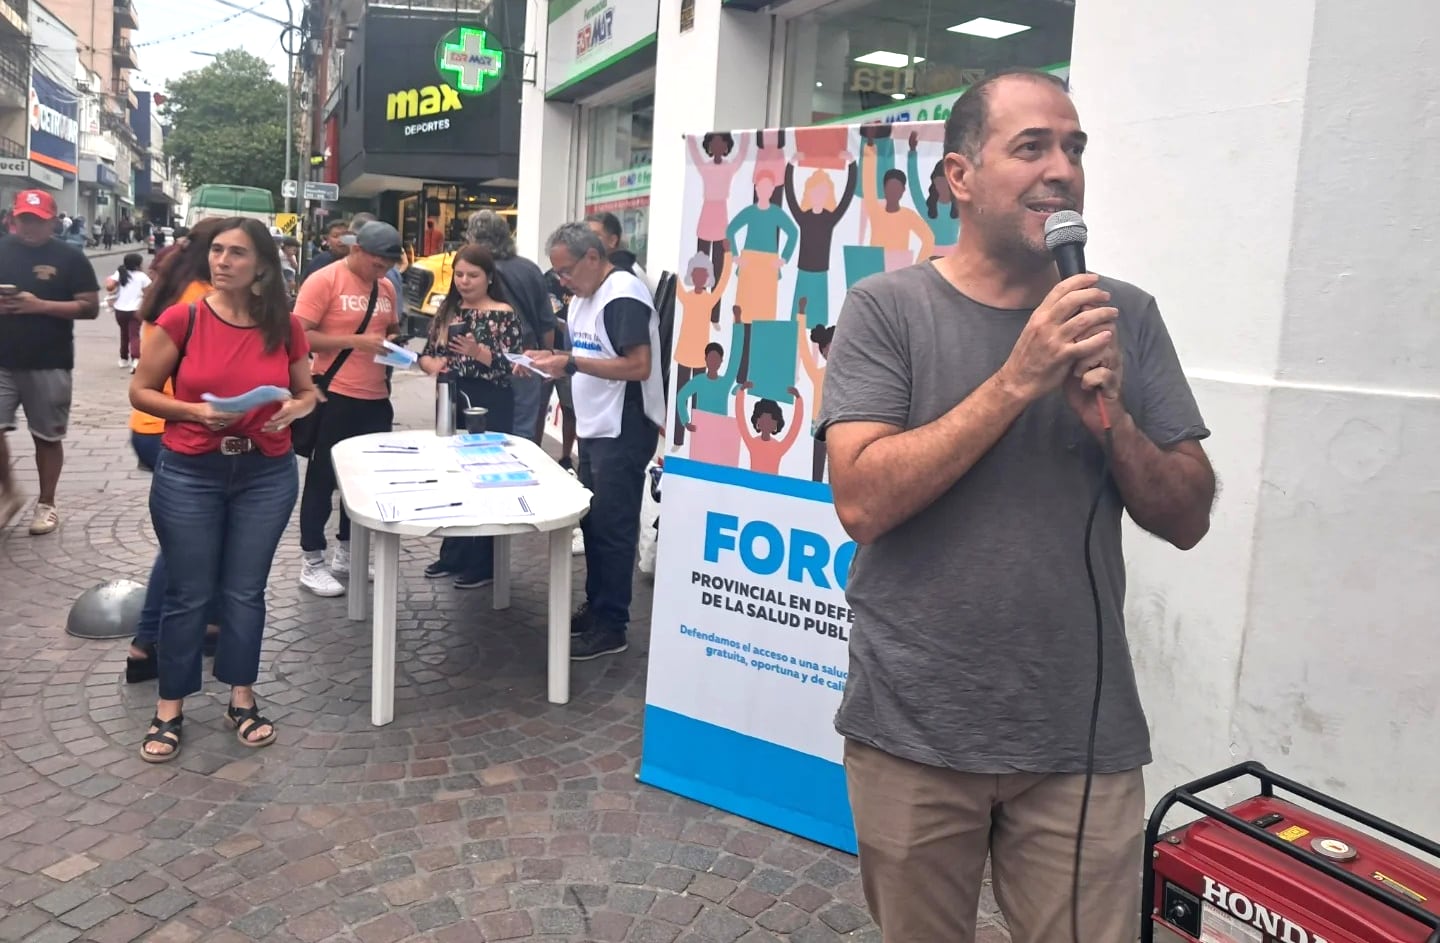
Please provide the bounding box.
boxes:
[281,179,297,199]
[303,181,339,202]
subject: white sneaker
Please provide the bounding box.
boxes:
[571,528,585,556]
[330,542,351,577]
[28,503,58,536]
[117,358,129,368]
[300,557,345,596]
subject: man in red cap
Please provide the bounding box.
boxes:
[0,190,101,534]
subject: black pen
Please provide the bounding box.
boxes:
[415,501,463,511]
[390,479,438,485]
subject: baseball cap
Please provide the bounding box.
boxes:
[12,190,57,220]
[354,221,404,260]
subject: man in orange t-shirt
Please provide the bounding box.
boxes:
[292,221,402,596]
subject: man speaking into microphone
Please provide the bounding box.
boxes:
[818,69,1216,942]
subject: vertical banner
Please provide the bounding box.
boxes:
[639,120,951,852]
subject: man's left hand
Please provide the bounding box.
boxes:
[0,291,41,314]
[1064,329,1124,436]
[523,349,568,378]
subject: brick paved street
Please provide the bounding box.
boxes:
[0,255,1011,942]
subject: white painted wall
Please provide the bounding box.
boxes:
[516,0,579,264]
[647,0,771,280]
[1075,0,1440,838]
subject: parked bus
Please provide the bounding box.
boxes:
[184,185,275,228]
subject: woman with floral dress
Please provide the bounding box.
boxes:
[418,244,521,588]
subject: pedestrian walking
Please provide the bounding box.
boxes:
[525,223,666,661]
[128,217,319,762]
[106,252,150,368]
[102,217,114,250]
[0,190,102,535]
[293,221,402,596]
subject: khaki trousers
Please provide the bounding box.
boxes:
[845,739,1145,943]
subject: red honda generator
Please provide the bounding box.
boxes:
[1143,762,1440,943]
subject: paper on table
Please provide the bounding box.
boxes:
[454,432,508,446]
[374,340,419,368]
[375,492,534,522]
[503,351,559,379]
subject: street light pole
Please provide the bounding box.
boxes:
[279,0,298,216]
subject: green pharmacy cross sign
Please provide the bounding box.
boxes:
[436,27,505,95]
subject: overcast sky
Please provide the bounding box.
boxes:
[130,0,294,93]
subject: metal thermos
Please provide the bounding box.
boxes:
[435,375,456,437]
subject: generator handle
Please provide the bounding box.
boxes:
[1141,761,1440,943]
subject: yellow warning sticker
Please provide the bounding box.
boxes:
[1374,872,1427,903]
[1276,826,1310,842]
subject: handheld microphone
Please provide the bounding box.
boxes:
[1044,210,1087,279]
[1044,210,1111,431]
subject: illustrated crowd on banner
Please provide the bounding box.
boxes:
[668,123,952,483]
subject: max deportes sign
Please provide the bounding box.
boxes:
[382,26,503,140]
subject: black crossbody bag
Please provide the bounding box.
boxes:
[290,283,379,459]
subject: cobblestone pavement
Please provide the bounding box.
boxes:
[0,276,1012,942]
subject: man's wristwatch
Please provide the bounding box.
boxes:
[564,354,578,377]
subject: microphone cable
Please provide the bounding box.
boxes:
[1072,419,1115,943]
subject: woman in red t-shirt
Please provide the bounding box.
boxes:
[128,217,320,763]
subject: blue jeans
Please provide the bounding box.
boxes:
[510,373,546,444]
[131,431,162,471]
[437,377,515,578]
[577,403,658,629]
[149,448,298,701]
[133,551,221,647]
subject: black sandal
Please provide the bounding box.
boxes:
[125,641,158,684]
[139,714,183,763]
[226,701,277,748]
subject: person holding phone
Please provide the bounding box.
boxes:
[418,244,521,588]
[0,190,101,535]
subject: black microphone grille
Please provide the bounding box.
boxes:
[1044,210,1087,250]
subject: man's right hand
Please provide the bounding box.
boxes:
[352,334,389,357]
[997,273,1117,403]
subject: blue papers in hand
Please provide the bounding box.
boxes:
[374,340,419,368]
[201,385,290,413]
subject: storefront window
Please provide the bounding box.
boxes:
[585,93,654,268]
[781,0,1074,127]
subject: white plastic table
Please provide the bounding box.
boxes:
[331,430,592,725]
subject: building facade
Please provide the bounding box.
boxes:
[517,0,1073,272]
[516,0,1440,838]
[129,91,178,226]
[25,1,79,214]
[0,0,34,206]
[305,0,525,254]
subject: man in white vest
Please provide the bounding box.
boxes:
[527,223,665,661]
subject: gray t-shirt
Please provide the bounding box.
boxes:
[818,263,1208,775]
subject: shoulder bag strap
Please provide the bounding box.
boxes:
[314,282,380,390]
[170,302,197,385]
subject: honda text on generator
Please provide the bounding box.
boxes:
[1144,762,1440,943]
